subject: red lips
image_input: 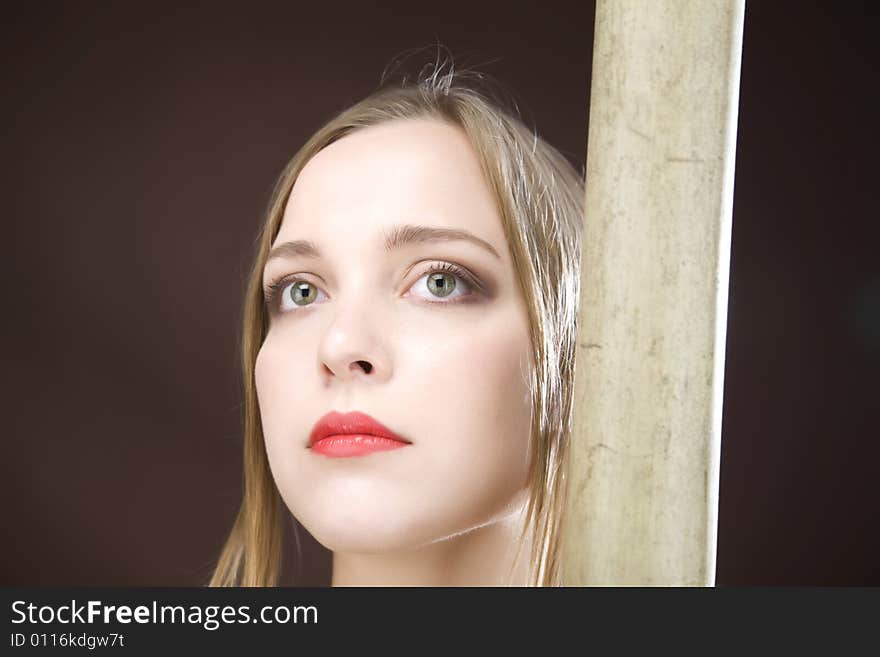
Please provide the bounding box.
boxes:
[308,410,411,457]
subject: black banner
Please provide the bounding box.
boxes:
[2,588,875,652]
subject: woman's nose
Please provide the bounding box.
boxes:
[317,294,390,382]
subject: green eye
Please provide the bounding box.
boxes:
[426,272,456,298]
[289,281,318,306]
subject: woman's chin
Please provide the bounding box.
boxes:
[306,524,426,555]
[296,509,454,555]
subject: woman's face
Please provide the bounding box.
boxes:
[255,117,534,553]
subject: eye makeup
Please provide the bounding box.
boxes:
[262,259,489,316]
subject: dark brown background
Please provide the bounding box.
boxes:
[3,2,877,586]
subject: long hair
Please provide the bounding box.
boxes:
[210,59,583,587]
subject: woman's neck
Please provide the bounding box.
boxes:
[330,507,533,587]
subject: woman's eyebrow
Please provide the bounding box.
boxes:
[265,223,501,265]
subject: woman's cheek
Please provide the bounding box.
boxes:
[399,307,532,484]
[254,337,282,429]
[254,332,306,454]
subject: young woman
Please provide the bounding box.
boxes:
[210,63,583,586]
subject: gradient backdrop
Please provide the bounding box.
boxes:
[3,2,877,585]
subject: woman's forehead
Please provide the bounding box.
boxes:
[275,118,505,247]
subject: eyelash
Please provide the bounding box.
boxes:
[263,261,482,315]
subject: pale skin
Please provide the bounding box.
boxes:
[255,118,535,586]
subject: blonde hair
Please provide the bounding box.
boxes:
[210,59,583,587]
